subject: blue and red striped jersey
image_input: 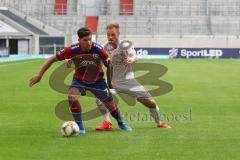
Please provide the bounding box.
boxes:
[56,42,110,83]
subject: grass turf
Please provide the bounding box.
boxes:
[0,59,239,160]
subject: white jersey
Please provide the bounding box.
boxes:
[104,41,136,84]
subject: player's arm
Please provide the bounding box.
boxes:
[106,65,113,89]
[99,49,113,88]
[29,55,58,87]
[29,47,71,87]
[125,47,137,64]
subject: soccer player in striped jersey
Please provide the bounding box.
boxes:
[29,27,132,134]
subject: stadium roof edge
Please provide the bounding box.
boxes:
[7,7,64,36]
[0,13,34,35]
[0,9,47,35]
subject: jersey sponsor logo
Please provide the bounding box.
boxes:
[72,54,101,68]
[80,60,95,66]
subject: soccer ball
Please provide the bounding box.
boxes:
[61,121,80,137]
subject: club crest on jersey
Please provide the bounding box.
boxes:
[93,54,100,59]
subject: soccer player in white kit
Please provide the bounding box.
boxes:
[95,23,171,130]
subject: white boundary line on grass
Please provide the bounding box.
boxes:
[0,55,169,68]
[0,59,43,68]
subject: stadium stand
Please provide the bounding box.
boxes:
[1,0,239,35]
[0,6,64,57]
[0,0,240,55]
[54,0,67,15]
[119,0,133,15]
[85,16,99,33]
[0,9,47,35]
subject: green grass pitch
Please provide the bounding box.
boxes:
[0,59,239,160]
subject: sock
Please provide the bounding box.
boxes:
[96,99,111,122]
[110,107,123,124]
[69,100,85,131]
[103,112,111,122]
[149,106,161,125]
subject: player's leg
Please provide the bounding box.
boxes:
[136,97,170,128]
[95,89,118,130]
[90,80,132,131]
[116,80,171,128]
[96,99,111,122]
[68,79,86,133]
[102,99,132,131]
[95,98,112,130]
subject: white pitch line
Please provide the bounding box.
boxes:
[0,59,43,68]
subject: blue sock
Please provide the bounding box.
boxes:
[69,100,85,131]
[110,107,124,124]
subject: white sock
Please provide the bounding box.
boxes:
[96,98,111,123]
[149,106,161,125]
[103,112,111,122]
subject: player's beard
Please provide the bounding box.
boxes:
[108,41,118,49]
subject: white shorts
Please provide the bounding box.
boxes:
[112,79,151,99]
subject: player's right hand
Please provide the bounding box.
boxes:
[29,74,42,87]
[109,89,117,95]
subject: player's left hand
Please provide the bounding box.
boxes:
[124,57,135,64]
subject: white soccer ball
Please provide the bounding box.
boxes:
[61,121,80,137]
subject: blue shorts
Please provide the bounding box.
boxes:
[69,78,113,102]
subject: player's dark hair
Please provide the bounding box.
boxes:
[77,27,92,38]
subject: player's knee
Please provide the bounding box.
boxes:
[138,97,156,108]
[68,87,80,101]
[148,98,156,108]
[102,100,117,112]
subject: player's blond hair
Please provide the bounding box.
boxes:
[106,22,120,31]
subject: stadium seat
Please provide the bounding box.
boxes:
[85,16,99,34]
[54,0,67,15]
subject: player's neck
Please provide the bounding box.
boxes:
[81,47,91,51]
[111,41,119,49]
[79,43,92,51]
